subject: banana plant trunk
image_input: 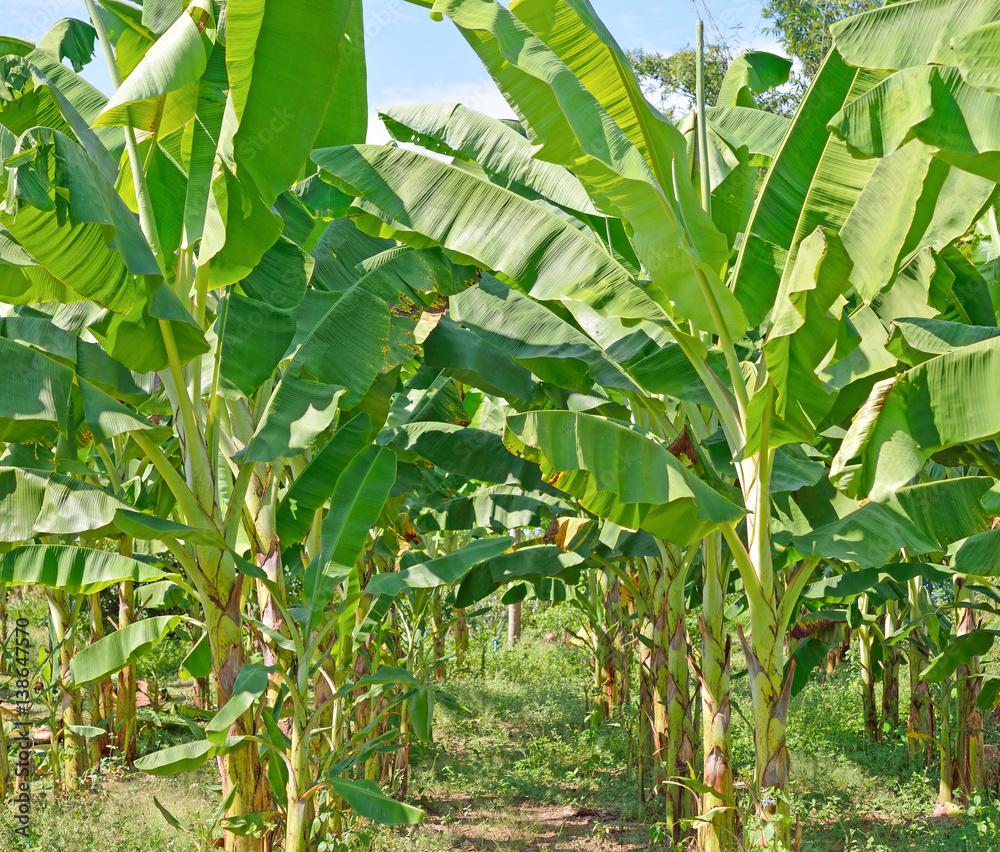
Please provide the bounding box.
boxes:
[881,600,901,736]
[89,592,114,763]
[597,568,626,717]
[48,591,84,790]
[193,675,211,710]
[938,677,955,805]
[698,534,734,852]
[907,640,935,766]
[198,549,267,852]
[508,530,522,647]
[824,626,849,676]
[117,537,137,766]
[507,601,521,647]
[637,599,654,803]
[284,710,311,852]
[454,607,469,672]
[729,443,809,848]
[642,543,695,842]
[954,576,984,797]
[0,699,9,803]
[857,597,880,743]
[906,579,934,766]
[430,590,447,682]
[0,582,6,676]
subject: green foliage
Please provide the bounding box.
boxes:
[628,44,732,118]
[762,0,882,77]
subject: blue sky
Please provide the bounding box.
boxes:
[9,0,778,141]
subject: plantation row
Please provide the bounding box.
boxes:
[1,0,1000,850]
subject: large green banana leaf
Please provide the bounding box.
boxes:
[832,338,1000,499]
[760,227,855,446]
[830,0,1000,70]
[0,334,73,440]
[888,476,995,547]
[504,410,743,544]
[953,528,1000,573]
[1,128,157,314]
[379,102,597,215]
[953,20,1000,94]
[239,244,461,462]
[50,279,210,373]
[454,543,584,608]
[309,219,395,292]
[380,422,543,490]
[228,0,367,204]
[705,106,791,163]
[0,544,164,593]
[716,50,793,106]
[2,47,121,159]
[136,736,247,776]
[422,316,540,402]
[802,561,953,603]
[0,225,83,305]
[205,663,270,744]
[236,285,389,463]
[218,236,312,397]
[794,477,995,565]
[275,414,372,544]
[729,50,885,325]
[0,467,129,541]
[416,487,560,532]
[0,54,118,179]
[449,274,639,392]
[385,369,469,430]
[70,614,180,685]
[887,317,1000,365]
[433,0,746,337]
[364,535,513,597]
[319,446,397,575]
[313,144,659,321]
[95,1,214,134]
[179,39,224,250]
[330,777,423,826]
[829,63,1000,182]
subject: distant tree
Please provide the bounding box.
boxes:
[628,43,731,119]
[761,0,881,77]
[629,0,880,118]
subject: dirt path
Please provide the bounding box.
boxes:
[420,798,651,851]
